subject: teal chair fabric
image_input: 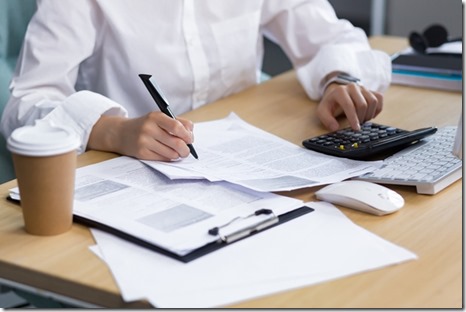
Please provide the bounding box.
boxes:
[0,0,36,184]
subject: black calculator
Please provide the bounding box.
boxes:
[302,122,437,160]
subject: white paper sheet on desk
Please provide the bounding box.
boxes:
[91,202,417,308]
[70,156,302,256]
[142,113,383,192]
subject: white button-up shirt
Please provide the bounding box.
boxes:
[1,0,391,153]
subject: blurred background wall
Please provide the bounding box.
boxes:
[262,0,463,76]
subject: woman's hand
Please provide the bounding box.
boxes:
[88,111,194,161]
[317,83,384,132]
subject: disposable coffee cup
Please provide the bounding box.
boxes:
[7,121,80,236]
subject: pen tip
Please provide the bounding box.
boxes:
[188,144,198,159]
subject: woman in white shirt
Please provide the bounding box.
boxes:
[1,0,391,161]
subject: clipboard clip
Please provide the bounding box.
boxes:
[208,209,279,244]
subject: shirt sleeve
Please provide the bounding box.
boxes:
[0,0,127,154]
[260,0,391,100]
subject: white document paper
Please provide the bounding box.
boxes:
[397,41,462,58]
[91,202,417,308]
[70,156,302,256]
[425,41,462,55]
[143,113,383,192]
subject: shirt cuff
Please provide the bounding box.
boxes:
[296,44,392,100]
[41,90,128,154]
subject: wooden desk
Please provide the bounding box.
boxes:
[0,37,462,308]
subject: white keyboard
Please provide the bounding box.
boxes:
[355,127,462,194]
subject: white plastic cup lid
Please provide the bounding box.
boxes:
[7,121,81,156]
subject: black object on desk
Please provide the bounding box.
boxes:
[392,53,462,76]
[302,122,437,160]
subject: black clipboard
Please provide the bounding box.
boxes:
[7,196,313,263]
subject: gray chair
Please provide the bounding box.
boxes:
[0,0,36,184]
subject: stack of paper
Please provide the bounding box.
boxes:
[391,42,462,91]
[91,202,417,308]
[71,156,304,257]
[143,113,383,192]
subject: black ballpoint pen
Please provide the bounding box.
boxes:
[139,74,198,159]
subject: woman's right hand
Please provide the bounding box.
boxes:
[88,111,195,161]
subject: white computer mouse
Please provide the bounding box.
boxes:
[315,180,404,216]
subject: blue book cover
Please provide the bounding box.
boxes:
[391,69,462,91]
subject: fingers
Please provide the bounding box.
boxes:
[335,85,362,131]
[177,117,194,132]
[316,93,344,132]
[155,114,194,145]
[145,113,194,159]
[319,83,384,132]
[372,91,384,117]
[142,136,190,161]
[113,112,196,161]
[359,87,383,121]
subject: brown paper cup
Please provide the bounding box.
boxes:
[7,122,80,236]
[12,151,77,235]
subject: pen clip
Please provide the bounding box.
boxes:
[208,209,279,244]
[138,74,172,114]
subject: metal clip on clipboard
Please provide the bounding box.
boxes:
[208,209,279,244]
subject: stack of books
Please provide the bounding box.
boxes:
[391,42,462,92]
